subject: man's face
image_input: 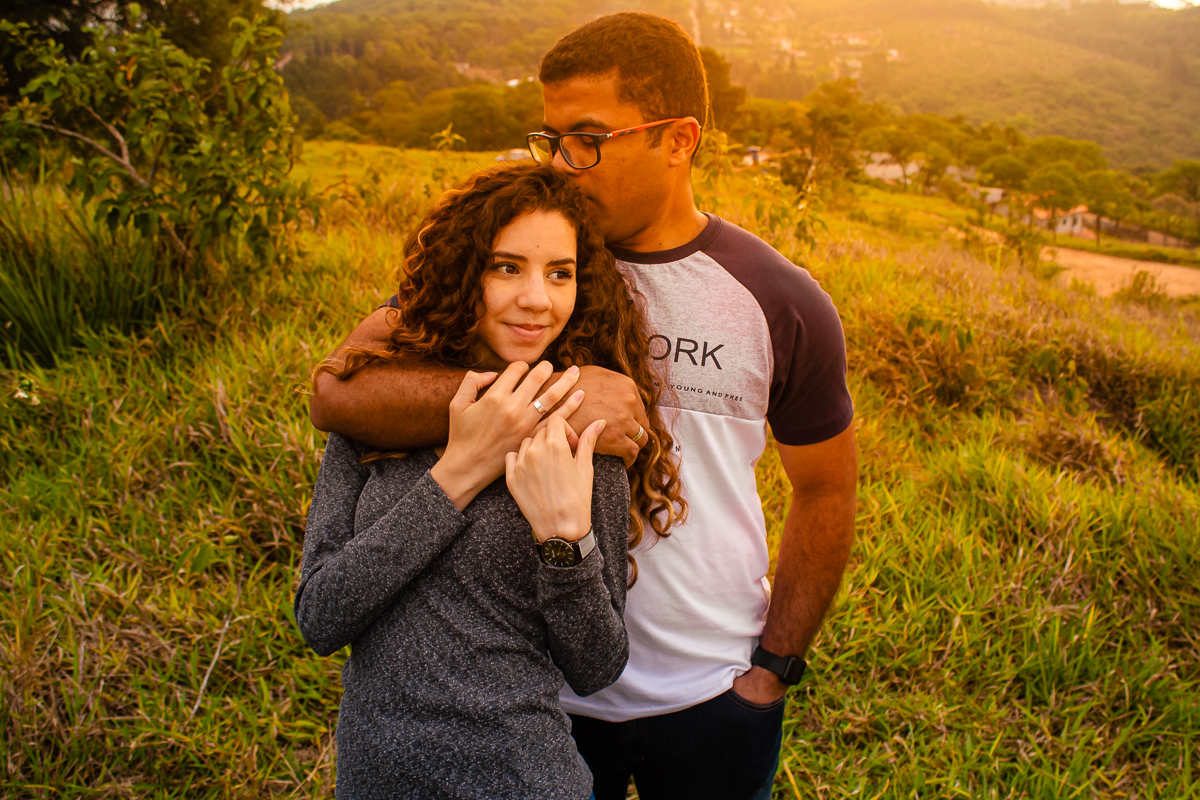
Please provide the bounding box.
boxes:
[541,74,671,248]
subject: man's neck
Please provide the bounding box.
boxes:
[615,188,709,254]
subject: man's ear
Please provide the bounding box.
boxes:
[665,117,702,167]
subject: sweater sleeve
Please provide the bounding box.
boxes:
[294,434,470,656]
[536,454,630,696]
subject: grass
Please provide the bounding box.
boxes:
[2,141,1198,798]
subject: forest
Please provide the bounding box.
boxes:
[1,1,1198,798]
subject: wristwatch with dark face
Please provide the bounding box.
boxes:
[751,645,807,685]
[535,529,596,568]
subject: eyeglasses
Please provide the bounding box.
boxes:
[526,118,683,170]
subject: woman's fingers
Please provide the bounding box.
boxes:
[513,361,556,405]
[531,365,580,415]
[451,370,498,410]
[489,360,531,395]
[574,418,606,471]
[546,389,585,421]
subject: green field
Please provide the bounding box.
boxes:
[2,142,1198,798]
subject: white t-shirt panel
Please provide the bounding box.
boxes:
[559,215,853,722]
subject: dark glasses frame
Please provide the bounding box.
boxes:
[525,118,684,170]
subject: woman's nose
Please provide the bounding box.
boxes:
[517,275,553,311]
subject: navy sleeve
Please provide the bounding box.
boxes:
[706,223,854,446]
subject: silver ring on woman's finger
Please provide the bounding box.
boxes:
[532,399,547,416]
[631,424,645,443]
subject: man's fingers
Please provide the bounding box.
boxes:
[594,426,639,468]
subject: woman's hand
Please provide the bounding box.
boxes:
[505,415,606,544]
[431,361,582,510]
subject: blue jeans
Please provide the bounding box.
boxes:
[571,688,785,800]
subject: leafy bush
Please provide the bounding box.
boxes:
[1,14,310,279]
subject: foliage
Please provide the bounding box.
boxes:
[1,15,310,276]
[0,187,173,367]
[4,142,1198,798]
[0,0,285,106]
[1154,159,1200,203]
[980,154,1028,191]
[1028,162,1081,232]
[700,47,747,133]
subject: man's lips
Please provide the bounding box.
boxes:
[503,323,549,342]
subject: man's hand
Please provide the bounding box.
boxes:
[754,424,858,693]
[554,365,649,468]
[732,666,788,705]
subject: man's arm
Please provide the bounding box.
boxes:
[309,308,461,450]
[732,423,858,703]
[309,308,650,462]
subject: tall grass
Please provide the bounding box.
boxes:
[0,187,176,367]
[1,143,1197,798]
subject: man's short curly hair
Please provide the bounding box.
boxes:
[539,12,708,147]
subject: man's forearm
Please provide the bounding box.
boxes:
[309,361,464,451]
[760,489,856,658]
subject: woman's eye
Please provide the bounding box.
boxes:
[494,262,519,274]
[550,268,575,281]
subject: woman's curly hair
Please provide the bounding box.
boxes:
[316,163,686,584]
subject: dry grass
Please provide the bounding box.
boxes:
[2,143,1198,798]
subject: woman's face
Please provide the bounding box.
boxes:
[474,209,578,370]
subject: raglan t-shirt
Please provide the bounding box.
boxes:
[558,213,854,722]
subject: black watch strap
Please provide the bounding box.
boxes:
[751,645,806,685]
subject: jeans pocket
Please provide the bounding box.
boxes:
[726,688,786,713]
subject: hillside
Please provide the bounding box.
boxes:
[282,0,1200,168]
[3,142,1198,796]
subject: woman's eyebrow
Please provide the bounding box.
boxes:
[492,251,527,261]
[548,258,577,266]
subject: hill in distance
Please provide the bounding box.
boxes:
[283,0,1200,168]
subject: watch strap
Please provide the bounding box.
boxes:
[751,645,806,685]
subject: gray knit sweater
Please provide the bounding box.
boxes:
[295,433,630,800]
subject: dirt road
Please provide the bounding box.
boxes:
[1043,246,1200,298]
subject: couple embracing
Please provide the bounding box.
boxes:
[295,12,857,800]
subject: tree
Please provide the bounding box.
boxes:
[864,126,922,190]
[1,15,308,274]
[699,47,746,133]
[917,141,952,195]
[1151,193,1199,242]
[1028,163,1081,242]
[1155,160,1200,203]
[1018,136,1106,174]
[1,0,284,102]
[1081,170,1134,245]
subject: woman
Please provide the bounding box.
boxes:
[296,164,684,800]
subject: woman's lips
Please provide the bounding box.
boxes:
[504,323,548,342]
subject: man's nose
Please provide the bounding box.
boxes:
[552,147,582,175]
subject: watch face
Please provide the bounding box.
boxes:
[540,539,576,567]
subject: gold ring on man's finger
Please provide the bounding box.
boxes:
[631,424,645,443]
[532,399,548,416]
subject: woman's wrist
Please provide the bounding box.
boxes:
[531,518,592,544]
[430,451,496,511]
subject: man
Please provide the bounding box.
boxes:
[309,12,857,800]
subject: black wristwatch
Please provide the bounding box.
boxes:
[751,645,807,685]
[535,529,596,568]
